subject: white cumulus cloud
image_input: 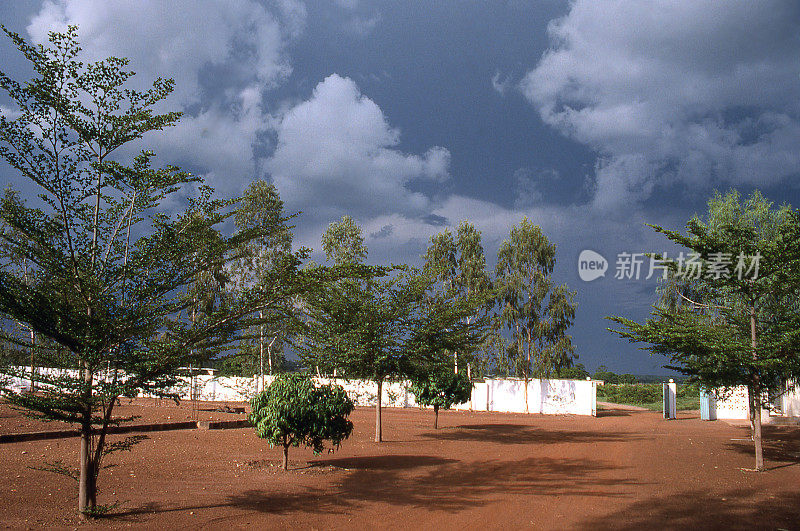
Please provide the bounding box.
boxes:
[522,1,800,211]
[269,74,450,221]
[28,0,302,104]
[26,0,305,195]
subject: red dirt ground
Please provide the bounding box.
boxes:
[0,398,246,435]
[1,401,799,529]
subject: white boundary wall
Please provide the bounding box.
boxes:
[455,378,597,416]
[784,383,800,417]
[3,368,597,416]
[707,382,800,421]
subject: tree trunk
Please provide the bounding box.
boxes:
[190,306,198,419]
[78,363,96,517]
[434,404,439,429]
[523,375,529,413]
[29,328,35,392]
[282,436,289,471]
[524,334,530,414]
[268,336,278,376]
[750,302,764,471]
[21,263,36,392]
[259,312,264,389]
[78,424,93,516]
[752,388,764,472]
[375,379,383,442]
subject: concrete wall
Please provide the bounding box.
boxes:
[3,367,597,416]
[464,378,597,416]
[182,375,597,416]
[711,385,751,420]
[708,382,800,421]
[780,382,800,417]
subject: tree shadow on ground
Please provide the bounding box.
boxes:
[726,426,800,469]
[596,409,634,417]
[225,455,639,515]
[309,454,455,470]
[582,488,800,530]
[110,453,640,520]
[420,423,642,445]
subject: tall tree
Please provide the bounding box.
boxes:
[423,221,492,374]
[608,190,800,471]
[0,194,39,390]
[321,215,367,266]
[302,218,486,442]
[232,180,296,385]
[494,218,577,409]
[300,264,405,442]
[301,266,486,442]
[0,27,310,515]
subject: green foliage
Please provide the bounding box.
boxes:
[608,190,800,397]
[596,383,660,403]
[300,266,408,380]
[556,362,590,380]
[230,180,297,378]
[422,221,493,374]
[410,369,472,410]
[592,365,636,384]
[305,269,488,380]
[494,217,577,378]
[216,352,259,377]
[321,215,367,266]
[303,218,488,440]
[306,216,487,382]
[0,26,312,513]
[608,190,800,470]
[597,383,700,407]
[249,373,354,468]
[679,383,701,399]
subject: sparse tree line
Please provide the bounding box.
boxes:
[2,24,797,521]
[609,190,800,471]
[0,27,577,516]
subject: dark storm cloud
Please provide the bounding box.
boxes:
[4,1,799,375]
[522,0,800,211]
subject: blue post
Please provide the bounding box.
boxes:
[699,389,716,421]
[663,380,677,419]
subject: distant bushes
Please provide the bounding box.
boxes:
[597,383,700,405]
[592,365,637,384]
[598,383,660,403]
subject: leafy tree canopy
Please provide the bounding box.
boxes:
[494,217,577,379]
[0,26,313,514]
[321,215,367,266]
[410,368,472,429]
[249,373,354,470]
[423,221,493,374]
[607,189,800,471]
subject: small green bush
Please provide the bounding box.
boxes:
[409,370,472,429]
[249,373,354,470]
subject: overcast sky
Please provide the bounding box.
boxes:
[2,1,799,375]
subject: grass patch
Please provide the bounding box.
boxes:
[597,383,700,410]
[635,396,700,411]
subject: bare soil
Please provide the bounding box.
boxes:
[1,401,799,529]
[0,398,246,435]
